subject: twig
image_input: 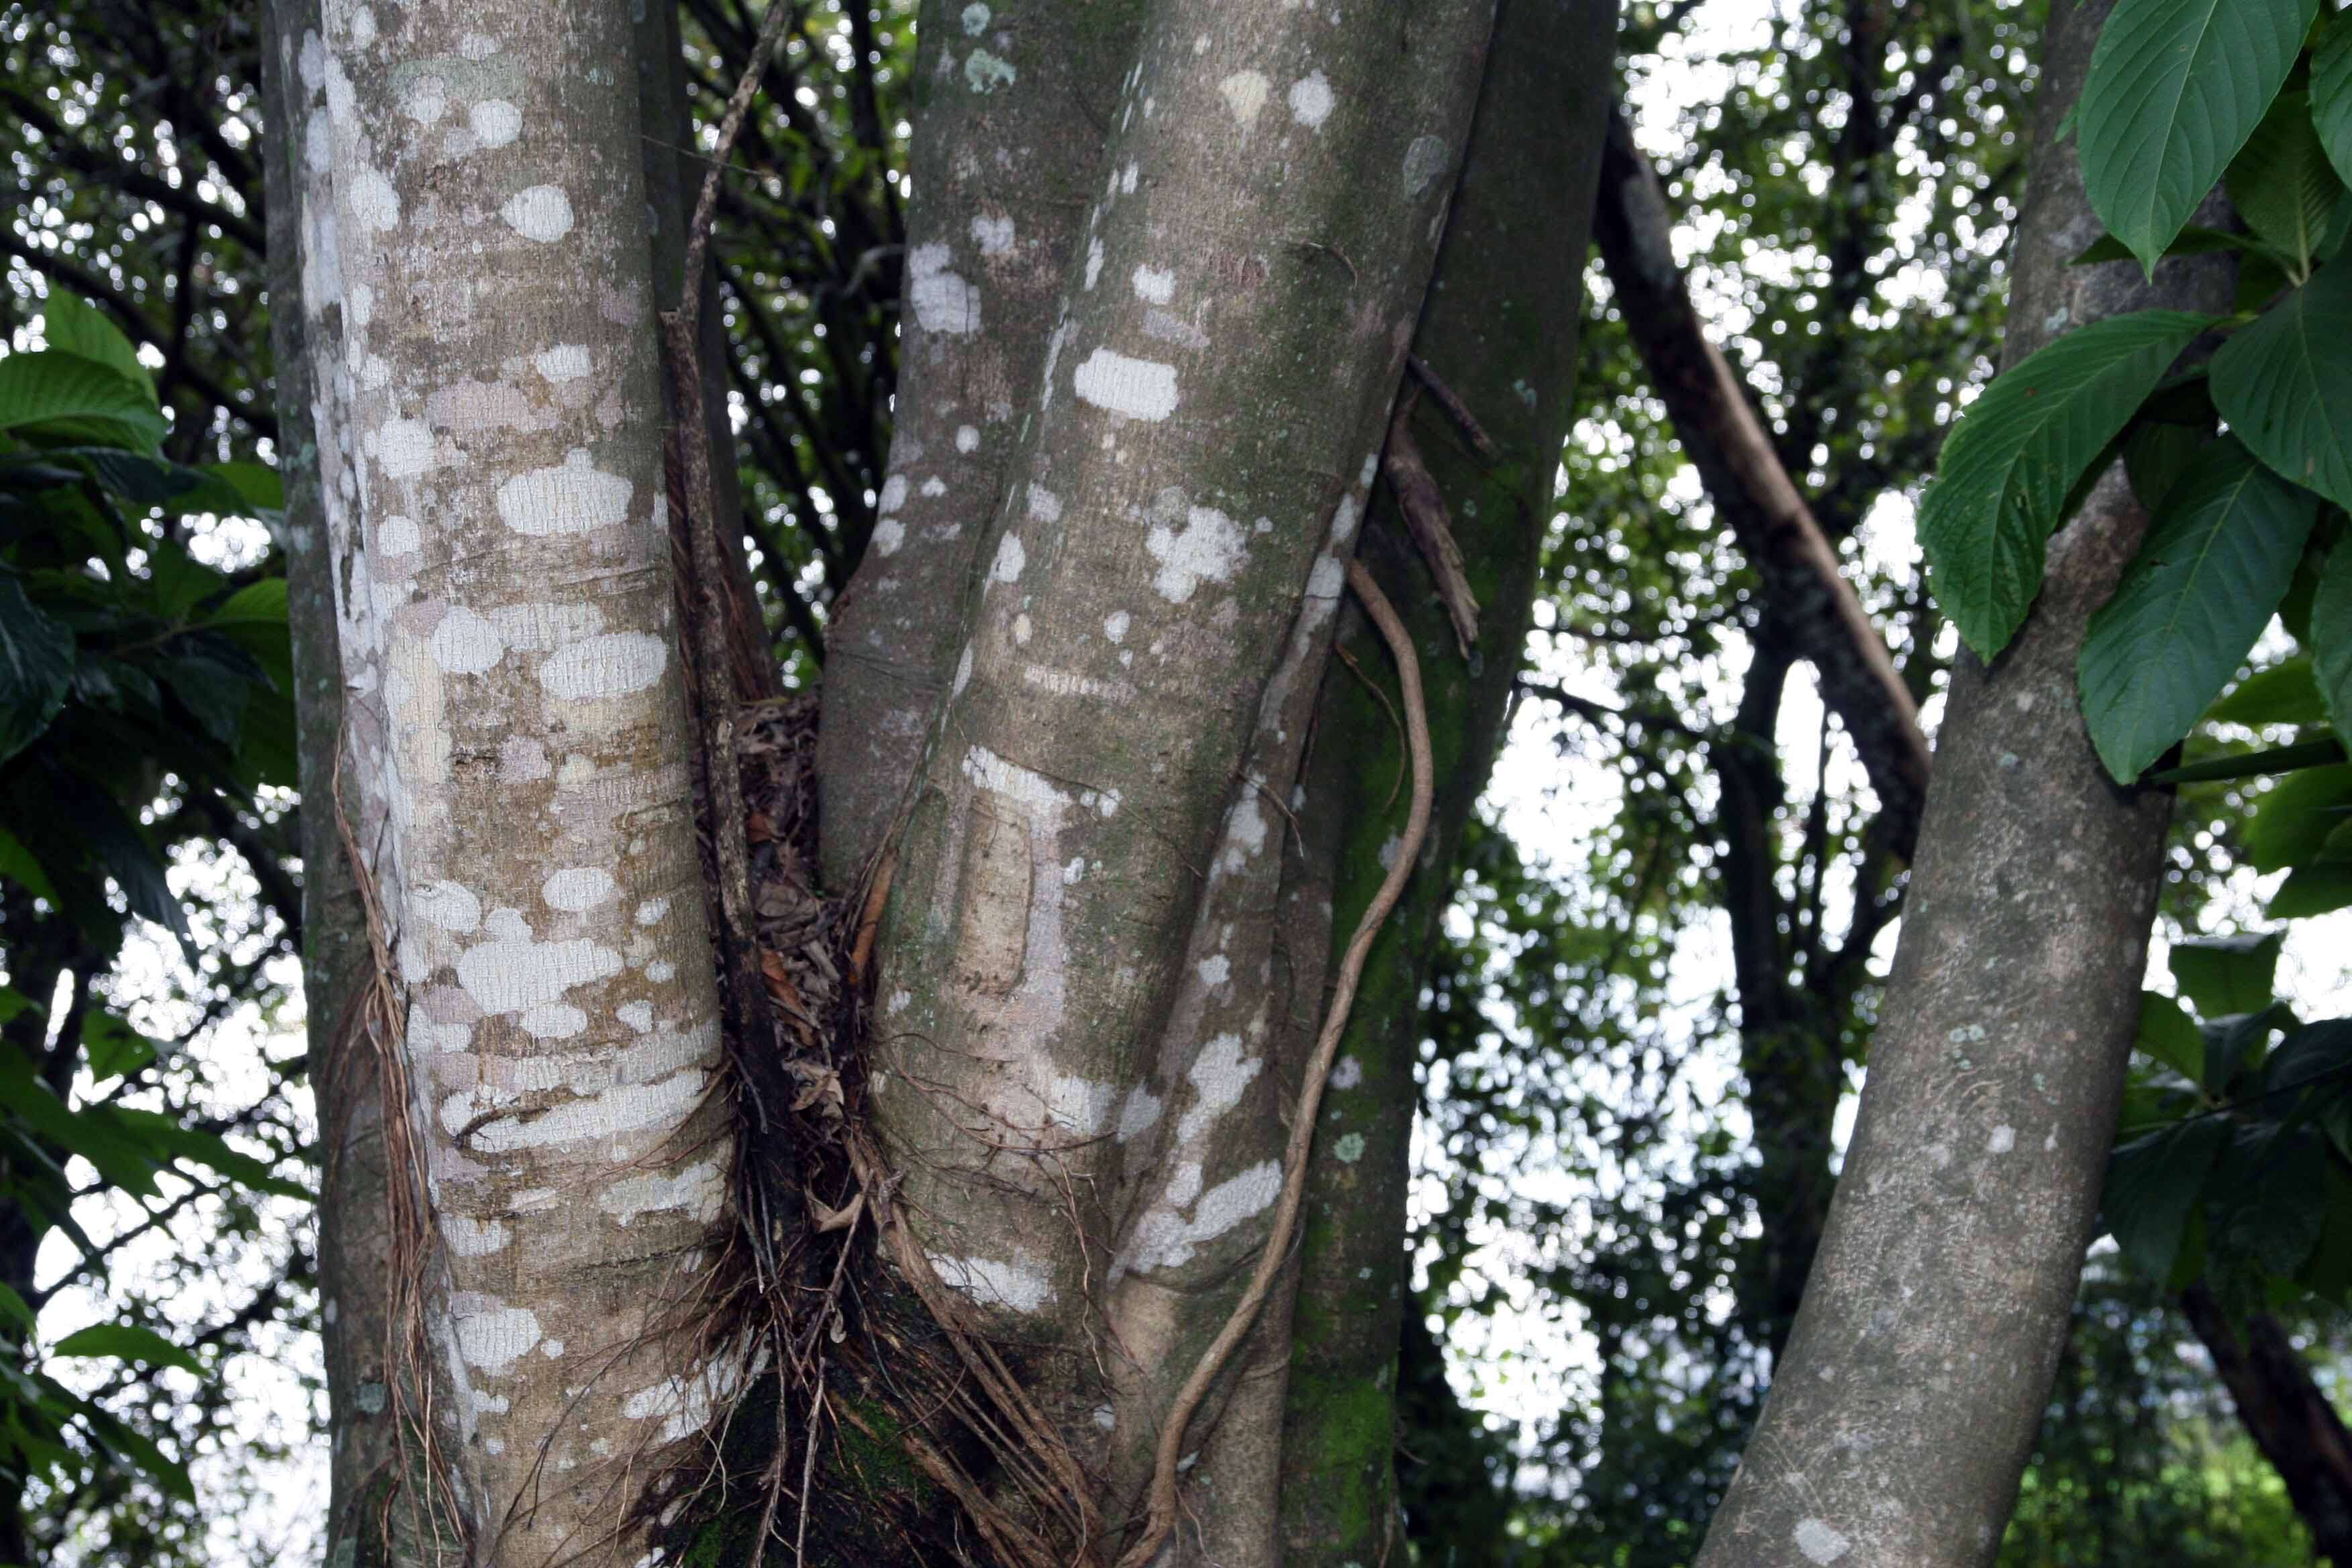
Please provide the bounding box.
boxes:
[1406,354,1496,458]
[660,0,799,1231]
[1381,399,1480,658]
[1118,559,1435,1568]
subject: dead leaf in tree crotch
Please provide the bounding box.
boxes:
[953,796,1032,999]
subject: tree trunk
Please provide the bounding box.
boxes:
[811,0,1644,1558]
[1692,2,2237,1563]
[256,1,396,1559]
[291,0,740,1559]
[2180,1285,2352,1565]
[812,0,1143,887]
[1274,1,1616,1557]
[1591,107,1930,861]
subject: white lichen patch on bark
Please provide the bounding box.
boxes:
[1072,346,1180,420]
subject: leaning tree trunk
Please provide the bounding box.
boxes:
[287,0,742,1559]
[2180,1285,2352,1564]
[812,0,1143,887]
[1692,3,2237,1563]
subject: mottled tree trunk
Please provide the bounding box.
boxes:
[287,0,740,1560]
[830,0,1625,1559]
[1692,3,2236,1564]
[256,2,395,1561]
[812,0,1144,887]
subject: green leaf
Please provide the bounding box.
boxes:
[80,1011,158,1084]
[194,462,283,515]
[2265,1017,2352,1097]
[208,577,287,630]
[2078,0,2318,273]
[2169,932,2283,1018]
[2243,763,2352,871]
[0,350,166,451]
[2313,9,2352,190]
[1918,311,2215,657]
[0,573,76,765]
[2122,420,2209,513]
[38,293,150,399]
[2271,861,2352,916]
[2213,1122,2331,1277]
[2212,263,2352,509]
[2315,542,2352,733]
[2210,656,2326,727]
[2201,1003,2293,1092]
[2080,438,2318,779]
[48,1322,201,1377]
[2136,989,2207,1080]
[2106,1116,2233,1279]
[2228,91,2347,278]
[0,1281,34,1335]
[2072,226,2270,268]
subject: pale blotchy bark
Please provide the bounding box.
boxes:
[1692,3,2235,1564]
[295,0,738,1561]
[858,3,1500,1558]
[1274,1,1619,1560]
[258,0,399,1554]
[813,0,1144,887]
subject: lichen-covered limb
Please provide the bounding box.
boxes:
[1692,3,2235,1564]
[864,0,1500,1549]
[1273,4,1620,1557]
[298,0,739,1559]
[814,0,1145,887]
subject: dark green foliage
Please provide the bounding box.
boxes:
[0,291,308,1565]
[2076,0,2318,275]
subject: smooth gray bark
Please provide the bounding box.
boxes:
[1693,3,2236,1563]
[813,0,1142,887]
[289,0,742,1559]
[853,5,1502,1559]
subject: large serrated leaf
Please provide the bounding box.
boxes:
[2316,542,2352,734]
[2106,1116,2233,1280]
[2212,263,2352,509]
[2170,932,2283,1018]
[2272,861,2352,917]
[0,572,75,765]
[2210,656,2326,727]
[2136,990,2207,1081]
[2244,763,2352,872]
[2229,91,2348,279]
[1919,311,2215,658]
[49,1322,201,1377]
[0,350,166,452]
[39,293,151,399]
[2079,438,2316,780]
[2314,11,2352,190]
[2079,0,2318,274]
